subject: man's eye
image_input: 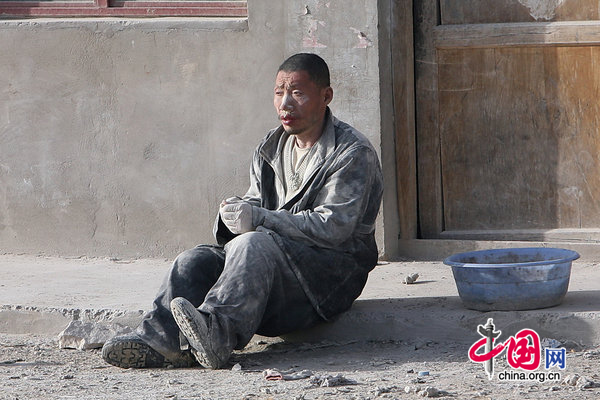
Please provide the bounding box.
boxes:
[275,91,283,96]
[293,91,303,96]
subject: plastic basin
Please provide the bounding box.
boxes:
[443,247,580,311]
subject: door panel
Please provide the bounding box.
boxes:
[414,0,600,241]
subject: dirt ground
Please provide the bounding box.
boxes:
[1,333,599,400]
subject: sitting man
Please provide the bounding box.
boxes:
[102,53,384,369]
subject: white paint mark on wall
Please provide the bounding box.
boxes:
[181,62,198,85]
[518,0,565,20]
[302,18,327,48]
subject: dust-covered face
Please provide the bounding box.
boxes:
[273,70,332,139]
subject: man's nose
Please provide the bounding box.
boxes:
[280,93,293,110]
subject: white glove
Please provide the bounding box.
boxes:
[221,196,243,206]
[220,201,254,234]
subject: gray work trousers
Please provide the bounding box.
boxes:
[136,231,323,361]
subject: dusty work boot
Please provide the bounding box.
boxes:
[102,333,195,368]
[170,297,229,369]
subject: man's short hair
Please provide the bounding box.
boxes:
[278,53,330,88]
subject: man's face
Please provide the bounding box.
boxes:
[273,70,332,138]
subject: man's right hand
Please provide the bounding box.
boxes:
[219,199,255,235]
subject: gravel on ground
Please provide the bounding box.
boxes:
[1,333,599,400]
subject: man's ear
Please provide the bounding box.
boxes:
[323,87,333,105]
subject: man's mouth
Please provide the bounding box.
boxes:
[280,112,295,125]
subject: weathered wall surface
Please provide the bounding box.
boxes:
[0,0,390,259]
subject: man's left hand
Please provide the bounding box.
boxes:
[220,201,255,234]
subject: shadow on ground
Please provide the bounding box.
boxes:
[282,291,600,349]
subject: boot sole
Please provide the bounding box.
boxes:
[170,297,223,369]
[102,339,168,368]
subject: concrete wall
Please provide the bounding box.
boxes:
[0,0,395,259]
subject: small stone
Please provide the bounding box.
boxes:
[563,374,580,386]
[62,375,74,380]
[414,340,434,350]
[309,374,357,387]
[541,338,562,349]
[232,363,242,371]
[576,377,595,389]
[418,386,439,397]
[403,273,420,284]
[373,386,396,396]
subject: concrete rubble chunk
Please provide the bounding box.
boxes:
[58,320,133,350]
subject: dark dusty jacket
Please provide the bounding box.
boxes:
[214,109,384,320]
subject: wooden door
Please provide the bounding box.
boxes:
[414,0,600,242]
